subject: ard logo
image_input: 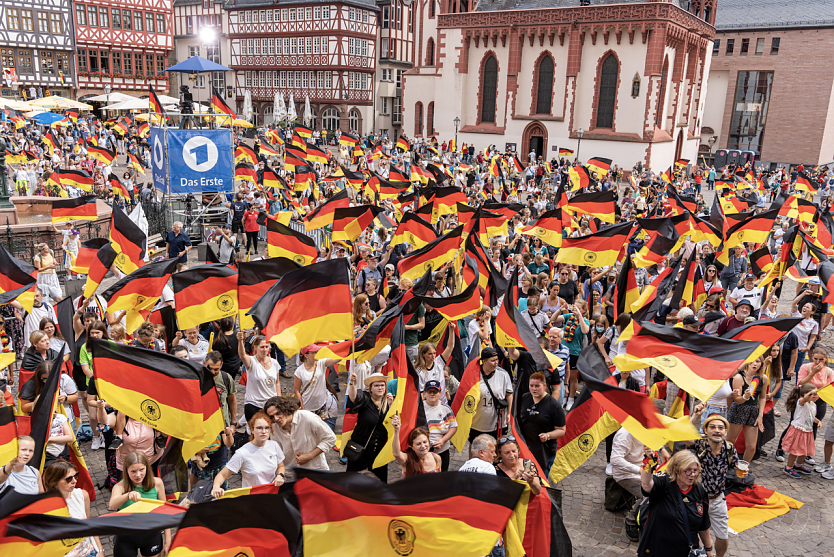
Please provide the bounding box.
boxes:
[578,433,595,453]
[583,252,597,264]
[141,399,162,422]
[217,294,235,313]
[388,519,416,556]
[463,394,477,414]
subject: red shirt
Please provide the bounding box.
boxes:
[243,211,260,232]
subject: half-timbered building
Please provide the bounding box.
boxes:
[73,0,174,98]
[404,0,715,170]
[0,0,76,99]
[225,0,377,133]
[373,0,414,138]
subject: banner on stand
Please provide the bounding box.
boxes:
[150,128,167,192]
[167,129,233,193]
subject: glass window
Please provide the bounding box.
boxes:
[245,11,251,23]
[37,12,48,33]
[314,7,320,19]
[429,0,435,18]
[259,71,265,87]
[123,51,131,74]
[325,71,331,88]
[740,38,749,55]
[755,38,764,55]
[212,70,225,91]
[289,8,295,21]
[306,7,312,20]
[318,71,323,88]
[291,38,297,54]
[0,48,14,70]
[276,38,282,55]
[49,12,62,34]
[302,71,308,88]
[254,40,260,55]
[20,10,33,32]
[350,7,355,21]
[40,51,55,74]
[88,50,99,73]
[88,7,98,27]
[771,37,780,54]
[112,51,121,73]
[99,7,108,28]
[306,37,312,54]
[349,38,355,55]
[75,6,86,27]
[260,10,265,22]
[77,49,87,72]
[349,110,358,133]
[728,70,773,154]
[6,8,18,30]
[381,97,388,115]
[146,54,154,76]
[726,39,734,55]
[134,11,143,31]
[269,38,275,54]
[100,51,110,73]
[363,10,368,23]
[157,55,164,76]
[313,37,319,54]
[321,37,327,53]
[146,13,154,33]
[480,56,498,123]
[267,9,273,22]
[189,46,199,58]
[17,49,33,73]
[57,52,69,73]
[112,9,121,29]
[322,7,329,19]
[284,38,289,53]
[323,108,338,131]
[295,70,300,87]
[245,71,251,87]
[156,14,165,33]
[382,6,389,28]
[280,71,286,88]
[134,52,143,75]
[535,56,554,115]
[712,39,720,56]
[396,69,403,88]
[281,9,287,21]
[123,10,132,30]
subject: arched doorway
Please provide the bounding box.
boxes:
[675,129,684,163]
[521,121,548,162]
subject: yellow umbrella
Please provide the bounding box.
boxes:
[232,118,253,128]
[26,96,92,111]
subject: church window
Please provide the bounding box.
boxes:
[596,54,618,129]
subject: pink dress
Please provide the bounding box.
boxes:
[782,400,816,457]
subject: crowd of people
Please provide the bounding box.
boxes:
[2,111,834,557]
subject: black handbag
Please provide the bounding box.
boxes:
[482,371,509,410]
[344,401,384,462]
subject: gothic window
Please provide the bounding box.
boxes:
[535,56,554,115]
[655,57,669,128]
[426,38,434,66]
[349,110,360,133]
[596,54,618,129]
[415,101,423,135]
[481,56,498,124]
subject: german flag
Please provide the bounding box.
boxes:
[586,157,612,176]
[615,321,759,403]
[660,167,674,185]
[304,189,349,231]
[51,195,97,223]
[720,196,751,215]
[667,188,697,215]
[259,142,280,156]
[266,218,318,265]
[109,206,146,274]
[669,251,707,309]
[331,205,384,243]
[294,468,524,557]
[88,144,116,165]
[235,144,258,165]
[429,186,466,219]
[167,494,299,557]
[83,243,118,299]
[398,225,464,280]
[512,155,525,173]
[109,175,131,199]
[291,132,306,149]
[58,168,93,192]
[633,217,680,268]
[305,143,330,164]
[626,255,682,322]
[579,344,700,450]
[555,221,632,268]
[374,176,410,200]
[568,165,591,192]
[284,145,307,170]
[211,86,236,119]
[238,258,301,329]
[292,165,315,191]
[675,158,690,168]
[112,119,129,136]
[558,147,574,158]
[396,136,410,152]
[129,154,146,175]
[262,166,286,190]
[748,245,774,278]
[389,213,437,250]
[102,258,178,313]
[149,84,166,117]
[341,167,365,189]
[794,171,817,193]
[411,164,432,184]
[692,214,722,247]
[720,316,802,363]
[172,264,239,330]
[249,258,353,355]
[339,132,359,147]
[418,262,480,322]
[0,492,75,556]
[235,161,257,184]
[0,246,37,312]
[716,208,779,265]
[564,190,616,223]
[614,252,640,318]
[42,130,57,155]
[0,406,17,467]
[462,233,508,309]
[481,201,523,222]
[294,124,313,139]
[26,354,64,472]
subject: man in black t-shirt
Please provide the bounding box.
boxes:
[226,192,248,244]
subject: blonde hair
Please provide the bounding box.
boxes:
[29,330,48,347]
[665,450,701,482]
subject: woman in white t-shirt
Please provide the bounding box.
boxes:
[294,345,341,430]
[211,411,285,495]
[467,307,492,356]
[237,332,280,421]
[415,323,456,404]
[790,300,820,357]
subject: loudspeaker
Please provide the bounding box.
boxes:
[740,150,756,165]
[726,150,742,166]
[714,149,728,168]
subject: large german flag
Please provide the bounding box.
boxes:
[266,218,318,265]
[284,145,307,170]
[294,124,313,139]
[0,491,73,556]
[710,194,726,234]
[42,130,57,154]
[633,217,680,267]
[109,206,146,274]
[109,175,131,199]
[417,262,480,321]
[626,254,682,324]
[564,190,616,223]
[234,144,258,165]
[262,166,287,190]
[794,171,817,193]
[238,258,301,329]
[180,364,226,461]
[0,246,37,311]
[669,251,707,310]
[306,143,330,164]
[331,205,385,243]
[586,157,612,176]
[505,485,573,557]
[168,495,299,557]
[558,147,574,158]
[692,214,722,247]
[339,132,359,147]
[391,212,437,249]
[462,233,508,309]
[568,165,592,192]
[716,208,779,265]
[211,86,236,119]
[294,468,524,557]
[249,258,353,355]
[88,144,117,166]
[396,136,410,153]
[579,344,700,450]
[614,252,640,318]
[173,264,239,330]
[235,161,257,184]
[614,322,760,403]
[668,188,698,215]
[83,242,118,298]
[518,209,565,247]
[720,316,801,363]
[482,201,523,222]
[102,258,178,313]
[51,195,97,223]
[749,245,774,278]
[0,406,17,467]
[304,189,349,231]
[27,354,64,472]
[397,225,464,280]
[58,169,93,192]
[430,186,466,219]
[259,141,281,156]
[148,84,166,117]
[389,168,410,183]
[555,221,633,268]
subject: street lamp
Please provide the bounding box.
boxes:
[576,127,584,162]
[708,135,717,167]
[453,116,460,150]
[104,85,111,121]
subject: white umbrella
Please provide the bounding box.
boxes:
[84,91,136,103]
[275,93,287,123]
[303,96,312,126]
[243,90,253,123]
[103,98,150,111]
[287,93,297,122]
[155,94,180,105]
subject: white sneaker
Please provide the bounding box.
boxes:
[805,457,817,466]
[814,462,832,473]
[823,469,834,480]
[606,463,613,476]
[565,399,575,411]
[90,435,105,450]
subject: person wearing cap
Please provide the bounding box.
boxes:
[795,275,831,332]
[716,299,752,335]
[345,371,395,482]
[355,252,383,295]
[681,314,701,332]
[468,347,514,445]
[728,273,763,312]
[414,323,456,404]
[718,245,747,293]
[685,404,743,557]
[419,379,457,471]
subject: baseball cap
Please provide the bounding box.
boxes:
[300,344,321,356]
[744,273,756,280]
[481,347,499,360]
[682,314,700,326]
[709,285,725,295]
[424,380,442,392]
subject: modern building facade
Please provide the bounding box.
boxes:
[224,0,377,133]
[403,0,715,171]
[373,0,413,138]
[0,0,76,99]
[700,0,834,167]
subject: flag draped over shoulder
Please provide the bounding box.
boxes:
[249,258,353,355]
[294,469,525,557]
[172,264,239,330]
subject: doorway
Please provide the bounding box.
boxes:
[530,136,543,160]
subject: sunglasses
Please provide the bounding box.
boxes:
[64,473,79,483]
[498,436,516,444]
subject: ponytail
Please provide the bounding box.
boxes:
[785,383,816,415]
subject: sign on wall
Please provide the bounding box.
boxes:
[150,128,167,192]
[167,129,233,193]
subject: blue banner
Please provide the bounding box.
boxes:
[167,129,233,193]
[150,128,167,192]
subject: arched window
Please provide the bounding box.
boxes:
[263,105,274,124]
[415,102,423,135]
[655,57,669,129]
[481,56,498,124]
[349,110,359,133]
[596,54,618,129]
[429,0,435,18]
[322,108,339,131]
[535,56,554,115]
[427,101,434,135]
[426,38,434,66]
